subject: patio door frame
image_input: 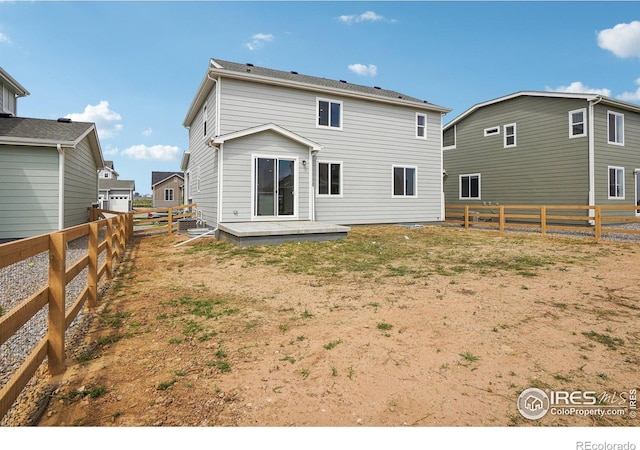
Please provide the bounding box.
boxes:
[251,154,299,221]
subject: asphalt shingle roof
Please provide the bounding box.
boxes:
[0,116,94,142]
[152,171,184,186]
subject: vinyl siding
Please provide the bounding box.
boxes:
[64,139,99,227]
[0,146,59,239]
[218,77,443,224]
[443,96,591,209]
[220,130,310,222]
[153,176,183,208]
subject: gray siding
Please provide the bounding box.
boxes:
[153,176,183,208]
[186,84,218,226]
[64,139,99,227]
[443,96,591,209]
[221,130,310,222]
[218,78,443,224]
[593,103,640,215]
[0,146,59,239]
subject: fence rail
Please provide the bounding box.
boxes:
[445,204,640,239]
[127,203,198,235]
[0,213,133,421]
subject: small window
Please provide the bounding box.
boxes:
[608,166,625,199]
[416,113,427,139]
[504,123,516,148]
[203,106,208,138]
[164,188,174,202]
[569,108,587,138]
[317,161,342,196]
[608,111,624,145]
[484,126,500,137]
[460,174,481,199]
[317,98,342,129]
[392,166,417,197]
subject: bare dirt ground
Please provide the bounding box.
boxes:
[14,225,640,427]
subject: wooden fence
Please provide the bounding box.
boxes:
[445,204,640,239]
[127,203,198,236]
[0,212,133,421]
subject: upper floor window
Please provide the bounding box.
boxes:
[317,161,342,196]
[569,108,587,138]
[203,106,208,138]
[460,174,481,200]
[608,166,625,199]
[416,113,427,139]
[392,166,417,197]
[484,126,500,137]
[608,111,624,145]
[504,123,516,148]
[101,171,110,179]
[317,98,342,129]
[164,188,174,202]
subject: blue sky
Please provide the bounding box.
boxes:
[2,1,640,195]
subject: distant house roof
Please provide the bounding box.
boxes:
[0,67,30,98]
[103,160,119,177]
[0,115,104,168]
[444,91,640,131]
[152,171,184,188]
[184,58,451,127]
[99,179,135,191]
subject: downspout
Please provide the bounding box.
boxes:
[588,96,603,221]
[309,148,316,221]
[57,144,65,230]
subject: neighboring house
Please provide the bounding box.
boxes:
[181,58,450,229]
[0,115,104,241]
[98,160,135,212]
[1,67,30,116]
[443,91,640,218]
[151,171,184,208]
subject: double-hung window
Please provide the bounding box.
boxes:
[504,123,516,148]
[317,161,342,196]
[608,111,624,145]
[569,108,586,138]
[460,174,481,200]
[608,166,625,199]
[164,188,174,202]
[392,166,417,197]
[416,113,427,139]
[317,98,342,129]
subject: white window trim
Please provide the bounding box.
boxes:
[607,111,625,146]
[416,113,427,139]
[484,126,500,137]
[164,188,174,202]
[608,166,625,200]
[203,105,208,139]
[391,165,418,198]
[569,108,587,138]
[504,123,517,148]
[316,160,343,198]
[250,154,299,221]
[316,97,343,130]
[459,173,481,200]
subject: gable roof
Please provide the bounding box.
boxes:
[444,91,640,131]
[0,115,104,168]
[151,171,184,188]
[211,123,322,151]
[99,179,135,191]
[0,67,30,98]
[184,58,450,127]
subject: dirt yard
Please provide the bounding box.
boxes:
[20,225,640,427]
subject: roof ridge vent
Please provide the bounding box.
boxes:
[374,86,382,90]
[246,63,254,67]
[57,117,72,123]
[339,80,347,83]
[290,71,298,75]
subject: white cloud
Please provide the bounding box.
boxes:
[597,21,640,59]
[65,101,123,139]
[121,144,181,161]
[617,77,640,101]
[142,128,153,137]
[338,11,392,25]
[545,81,611,97]
[102,145,120,157]
[0,32,10,44]
[348,63,378,77]
[246,33,274,51]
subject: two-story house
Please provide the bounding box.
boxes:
[98,161,135,212]
[151,171,184,208]
[443,91,640,218]
[181,58,450,241]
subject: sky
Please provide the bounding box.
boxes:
[2,1,640,197]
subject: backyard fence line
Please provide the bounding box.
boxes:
[128,203,198,236]
[0,212,133,421]
[445,204,640,239]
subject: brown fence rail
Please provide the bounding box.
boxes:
[0,213,133,421]
[129,203,197,235]
[445,204,640,239]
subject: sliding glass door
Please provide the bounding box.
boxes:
[254,157,296,218]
